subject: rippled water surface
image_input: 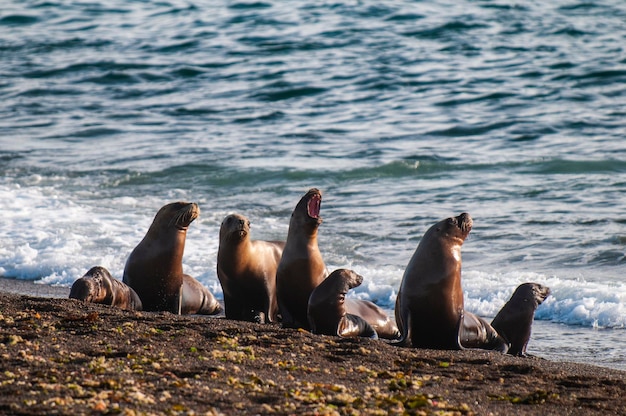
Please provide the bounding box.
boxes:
[1,0,625,369]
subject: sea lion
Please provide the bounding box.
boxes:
[217,213,285,323]
[394,213,507,351]
[122,202,221,315]
[69,266,142,311]
[276,188,327,329]
[308,268,400,340]
[491,282,551,356]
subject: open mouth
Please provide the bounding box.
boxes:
[307,194,321,219]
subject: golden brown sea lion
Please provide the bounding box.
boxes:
[308,269,400,339]
[394,213,506,351]
[491,282,551,356]
[276,188,327,329]
[69,266,142,311]
[122,202,221,315]
[217,213,285,323]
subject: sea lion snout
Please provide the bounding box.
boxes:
[457,212,472,233]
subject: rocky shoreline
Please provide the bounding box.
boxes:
[0,287,624,415]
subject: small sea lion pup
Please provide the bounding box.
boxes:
[491,282,551,356]
[69,266,142,311]
[276,188,327,329]
[123,202,221,315]
[308,269,400,340]
[394,213,507,351]
[217,213,285,323]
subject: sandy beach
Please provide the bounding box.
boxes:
[0,278,623,415]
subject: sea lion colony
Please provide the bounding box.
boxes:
[70,188,549,356]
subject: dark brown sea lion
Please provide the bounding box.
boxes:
[122,202,221,315]
[69,266,142,311]
[217,213,285,323]
[394,213,507,351]
[276,188,327,329]
[491,282,551,356]
[308,268,400,339]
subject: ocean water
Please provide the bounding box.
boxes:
[1,0,625,370]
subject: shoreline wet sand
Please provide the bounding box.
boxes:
[0,279,624,415]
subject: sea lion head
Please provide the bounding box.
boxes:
[513,282,551,307]
[325,268,363,305]
[220,213,250,242]
[69,266,113,303]
[148,202,199,235]
[428,212,473,244]
[69,277,97,302]
[292,188,323,228]
[308,268,364,335]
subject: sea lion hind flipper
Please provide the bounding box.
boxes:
[460,312,508,353]
[388,313,411,347]
[338,314,378,339]
[180,275,222,315]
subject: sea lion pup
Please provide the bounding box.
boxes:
[69,266,142,311]
[394,213,507,351]
[276,188,327,329]
[308,269,400,340]
[217,213,285,323]
[491,282,551,356]
[122,202,221,315]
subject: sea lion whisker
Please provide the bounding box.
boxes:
[170,205,196,230]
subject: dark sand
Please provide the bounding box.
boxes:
[0,278,624,415]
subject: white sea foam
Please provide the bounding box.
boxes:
[462,270,626,329]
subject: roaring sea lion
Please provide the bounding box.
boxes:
[308,269,400,340]
[276,188,327,329]
[491,282,551,356]
[394,213,507,351]
[69,266,142,311]
[122,202,221,315]
[217,213,285,323]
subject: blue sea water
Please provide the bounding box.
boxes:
[1,0,625,370]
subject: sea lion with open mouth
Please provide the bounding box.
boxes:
[276,188,326,329]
